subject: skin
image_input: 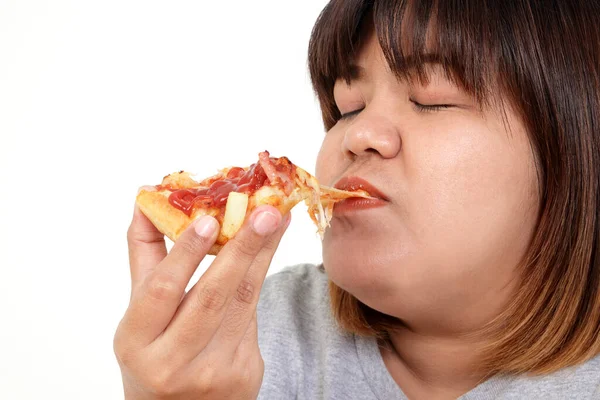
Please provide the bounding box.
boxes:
[316,29,540,399]
[115,26,539,400]
[114,205,289,399]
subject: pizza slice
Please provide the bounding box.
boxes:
[136,151,371,255]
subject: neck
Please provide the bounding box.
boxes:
[380,326,489,400]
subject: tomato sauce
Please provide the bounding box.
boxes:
[166,162,269,216]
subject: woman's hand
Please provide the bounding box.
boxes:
[114,204,290,399]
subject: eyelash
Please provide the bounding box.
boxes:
[410,99,453,112]
[339,107,364,120]
[338,101,453,121]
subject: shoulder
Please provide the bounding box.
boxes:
[498,354,600,399]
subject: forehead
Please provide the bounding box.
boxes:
[354,28,385,67]
[341,27,451,91]
[341,30,386,83]
[339,13,460,85]
[308,0,512,128]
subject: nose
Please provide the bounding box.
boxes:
[342,112,401,160]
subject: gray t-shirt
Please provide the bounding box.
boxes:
[257,264,600,399]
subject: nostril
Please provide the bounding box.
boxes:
[341,116,401,160]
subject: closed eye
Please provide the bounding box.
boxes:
[410,99,454,112]
[339,107,364,120]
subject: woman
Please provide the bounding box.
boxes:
[114,0,600,398]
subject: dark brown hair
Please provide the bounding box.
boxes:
[308,0,600,375]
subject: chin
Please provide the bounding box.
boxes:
[322,229,436,316]
[322,231,404,297]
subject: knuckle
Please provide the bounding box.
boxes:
[245,351,264,371]
[190,356,260,396]
[178,233,209,256]
[194,367,217,393]
[113,334,135,367]
[146,271,182,302]
[235,368,252,389]
[126,224,135,242]
[193,360,238,396]
[228,240,261,264]
[235,279,256,305]
[221,310,246,339]
[145,369,180,397]
[195,282,228,313]
[126,222,145,244]
[113,321,139,368]
[256,355,265,373]
[233,355,263,389]
[126,226,140,248]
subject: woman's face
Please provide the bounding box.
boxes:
[316,30,540,333]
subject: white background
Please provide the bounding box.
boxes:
[0,1,328,398]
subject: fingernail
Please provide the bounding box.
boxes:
[252,211,280,236]
[194,216,218,238]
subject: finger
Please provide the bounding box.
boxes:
[127,204,167,290]
[238,312,259,353]
[159,206,284,354]
[209,312,259,373]
[207,213,290,355]
[120,215,219,347]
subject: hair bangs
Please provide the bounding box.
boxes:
[308,1,372,129]
[309,0,600,376]
[309,0,499,130]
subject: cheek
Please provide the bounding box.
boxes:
[408,118,539,265]
[315,130,341,185]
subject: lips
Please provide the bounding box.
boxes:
[332,176,388,215]
[334,176,388,201]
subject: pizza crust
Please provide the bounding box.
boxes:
[136,189,218,255]
[135,155,371,255]
[136,184,306,256]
